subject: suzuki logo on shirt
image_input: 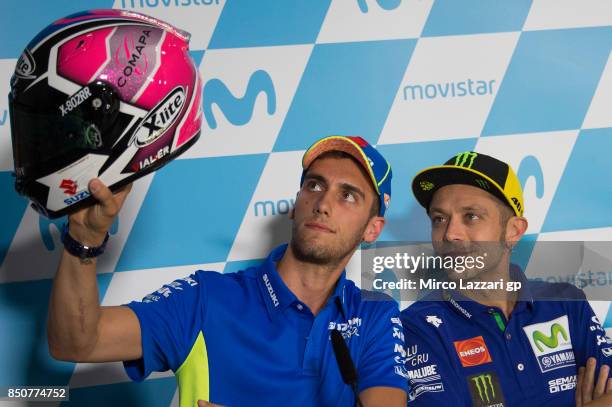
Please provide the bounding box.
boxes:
[262,273,279,307]
[523,315,576,373]
[328,317,362,339]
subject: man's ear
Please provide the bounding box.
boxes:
[363,216,385,244]
[505,216,528,244]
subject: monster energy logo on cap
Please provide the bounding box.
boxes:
[454,151,478,169]
[467,371,504,407]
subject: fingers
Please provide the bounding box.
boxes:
[577,366,585,407]
[113,182,133,209]
[608,378,612,394]
[197,400,223,407]
[88,179,120,218]
[595,365,610,399]
[583,357,597,404]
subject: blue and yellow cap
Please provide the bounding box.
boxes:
[301,136,392,217]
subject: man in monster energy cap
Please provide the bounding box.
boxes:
[399,152,612,406]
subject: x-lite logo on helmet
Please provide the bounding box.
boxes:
[129,86,186,147]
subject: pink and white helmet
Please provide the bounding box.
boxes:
[9,9,202,218]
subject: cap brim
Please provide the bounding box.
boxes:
[412,165,518,216]
[302,136,379,195]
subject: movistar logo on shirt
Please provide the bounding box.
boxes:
[262,273,279,307]
[533,323,568,352]
[523,315,576,373]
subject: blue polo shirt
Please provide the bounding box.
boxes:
[400,270,612,407]
[123,244,408,406]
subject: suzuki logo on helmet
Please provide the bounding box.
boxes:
[60,179,78,196]
[130,87,186,147]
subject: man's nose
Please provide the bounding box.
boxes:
[313,190,332,216]
[443,216,465,242]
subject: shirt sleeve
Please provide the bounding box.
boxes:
[356,300,409,394]
[573,300,612,378]
[122,271,208,382]
[401,314,465,405]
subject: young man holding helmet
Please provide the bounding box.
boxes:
[10,10,407,407]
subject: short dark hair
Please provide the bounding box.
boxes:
[305,150,380,218]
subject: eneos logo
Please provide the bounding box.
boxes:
[454,336,492,367]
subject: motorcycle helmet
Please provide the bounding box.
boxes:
[9,9,202,218]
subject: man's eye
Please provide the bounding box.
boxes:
[431,215,445,224]
[342,191,356,203]
[307,181,322,191]
[466,213,480,221]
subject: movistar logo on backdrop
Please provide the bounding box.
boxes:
[523,315,576,373]
[403,79,496,101]
[253,198,295,217]
[0,109,7,126]
[517,155,544,199]
[203,70,276,129]
[357,0,401,13]
[121,0,220,8]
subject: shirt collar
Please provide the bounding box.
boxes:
[331,270,350,318]
[257,244,296,316]
[256,244,350,319]
[443,264,535,320]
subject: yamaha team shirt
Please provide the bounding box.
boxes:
[123,244,408,406]
[400,270,612,406]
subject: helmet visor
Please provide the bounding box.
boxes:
[10,99,104,180]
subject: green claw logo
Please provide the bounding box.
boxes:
[454,152,478,169]
[472,374,495,402]
[533,323,568,352]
